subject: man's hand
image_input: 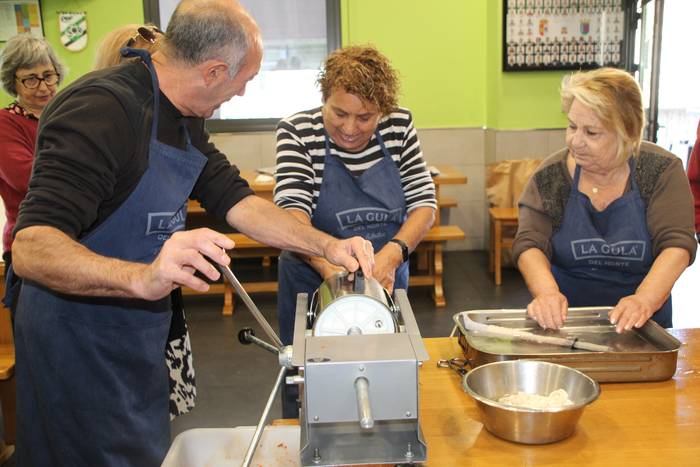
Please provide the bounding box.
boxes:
[323,236,375,278]
[527,291,569,329]
[608,293,656,334]
[136,228,235,300]
[373,243,404,293]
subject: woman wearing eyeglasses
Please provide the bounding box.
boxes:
[0,34,64,308]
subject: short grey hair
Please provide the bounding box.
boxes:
[1,34,65,96]
[164,0,260,77]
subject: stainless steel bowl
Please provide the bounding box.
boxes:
[462,360,600,444]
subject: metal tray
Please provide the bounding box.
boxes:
[453,307,681,383]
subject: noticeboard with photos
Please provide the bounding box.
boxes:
[503,0,629,72]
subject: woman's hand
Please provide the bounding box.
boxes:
[373,243,404,293]
[609,294,656,333]
[527,291,569,329]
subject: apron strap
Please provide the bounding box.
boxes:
[572,157,638,194]
[374,128,391,159]
[120,47,160,144]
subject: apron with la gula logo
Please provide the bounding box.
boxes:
[14,48,207,466]
[551,159,672,327]
[277,129,408,345]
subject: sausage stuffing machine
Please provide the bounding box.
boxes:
[222,266,429,467]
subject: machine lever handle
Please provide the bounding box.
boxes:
[238,328,278,355]
[354,377,374,429]
[217,263,284,350]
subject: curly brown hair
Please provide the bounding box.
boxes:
[317,45,399,116]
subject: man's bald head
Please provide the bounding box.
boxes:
[163,0,261,76]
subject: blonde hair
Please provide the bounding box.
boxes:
[94,24,162,70]
[561,67,644,164]
[317,45,399,116]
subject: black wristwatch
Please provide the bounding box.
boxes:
[388,238,409,263]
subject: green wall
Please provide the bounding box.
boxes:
[0,0,144,107]
[341,0,486,129]
[2,0,567,130]
[342,0,567,130]
[485,0,568,129]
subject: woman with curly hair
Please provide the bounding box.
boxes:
[274,45,436,416]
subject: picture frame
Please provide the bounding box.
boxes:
[0,0,44,42]
[503,0,629,72]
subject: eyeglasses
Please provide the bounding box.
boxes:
[125,26,164,48]
[15,72,60,89]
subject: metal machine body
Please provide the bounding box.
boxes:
[291,275,429,466]
[221,264,429,467]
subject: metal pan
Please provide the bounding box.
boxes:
[453,307,681,382]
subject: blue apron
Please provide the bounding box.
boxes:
[551,159,672,327]
[14,49,207,467]
[277,130,408,345]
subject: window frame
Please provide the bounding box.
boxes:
[141,0,341,133]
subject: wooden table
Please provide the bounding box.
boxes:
[186,166,468,309]
[187,170,274,214]
[419,330,700,466]
[188,166,467,211]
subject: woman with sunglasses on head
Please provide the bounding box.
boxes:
[94,24,163,70]
[0,34,64,310]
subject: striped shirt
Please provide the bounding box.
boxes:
[274,107,437,217]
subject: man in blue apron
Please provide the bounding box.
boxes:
[10,2,373,466]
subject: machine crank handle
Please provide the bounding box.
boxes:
[216,262,284,350]
[238,328,278,355]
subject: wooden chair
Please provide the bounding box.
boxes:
[488,207,519,285]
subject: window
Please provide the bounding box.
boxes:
[143,0,340,132]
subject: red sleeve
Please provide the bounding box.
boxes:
[687,120,700,233]
[0,112,36,194]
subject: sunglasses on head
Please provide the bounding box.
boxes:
[125,26,164,48]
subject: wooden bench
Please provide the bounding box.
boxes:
[409,225,465,307]
[184,224,465,315]
[488,207,519,285]
[0,268,16,445]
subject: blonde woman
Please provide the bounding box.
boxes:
[94,24,162,70]
[514,68,696,333]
